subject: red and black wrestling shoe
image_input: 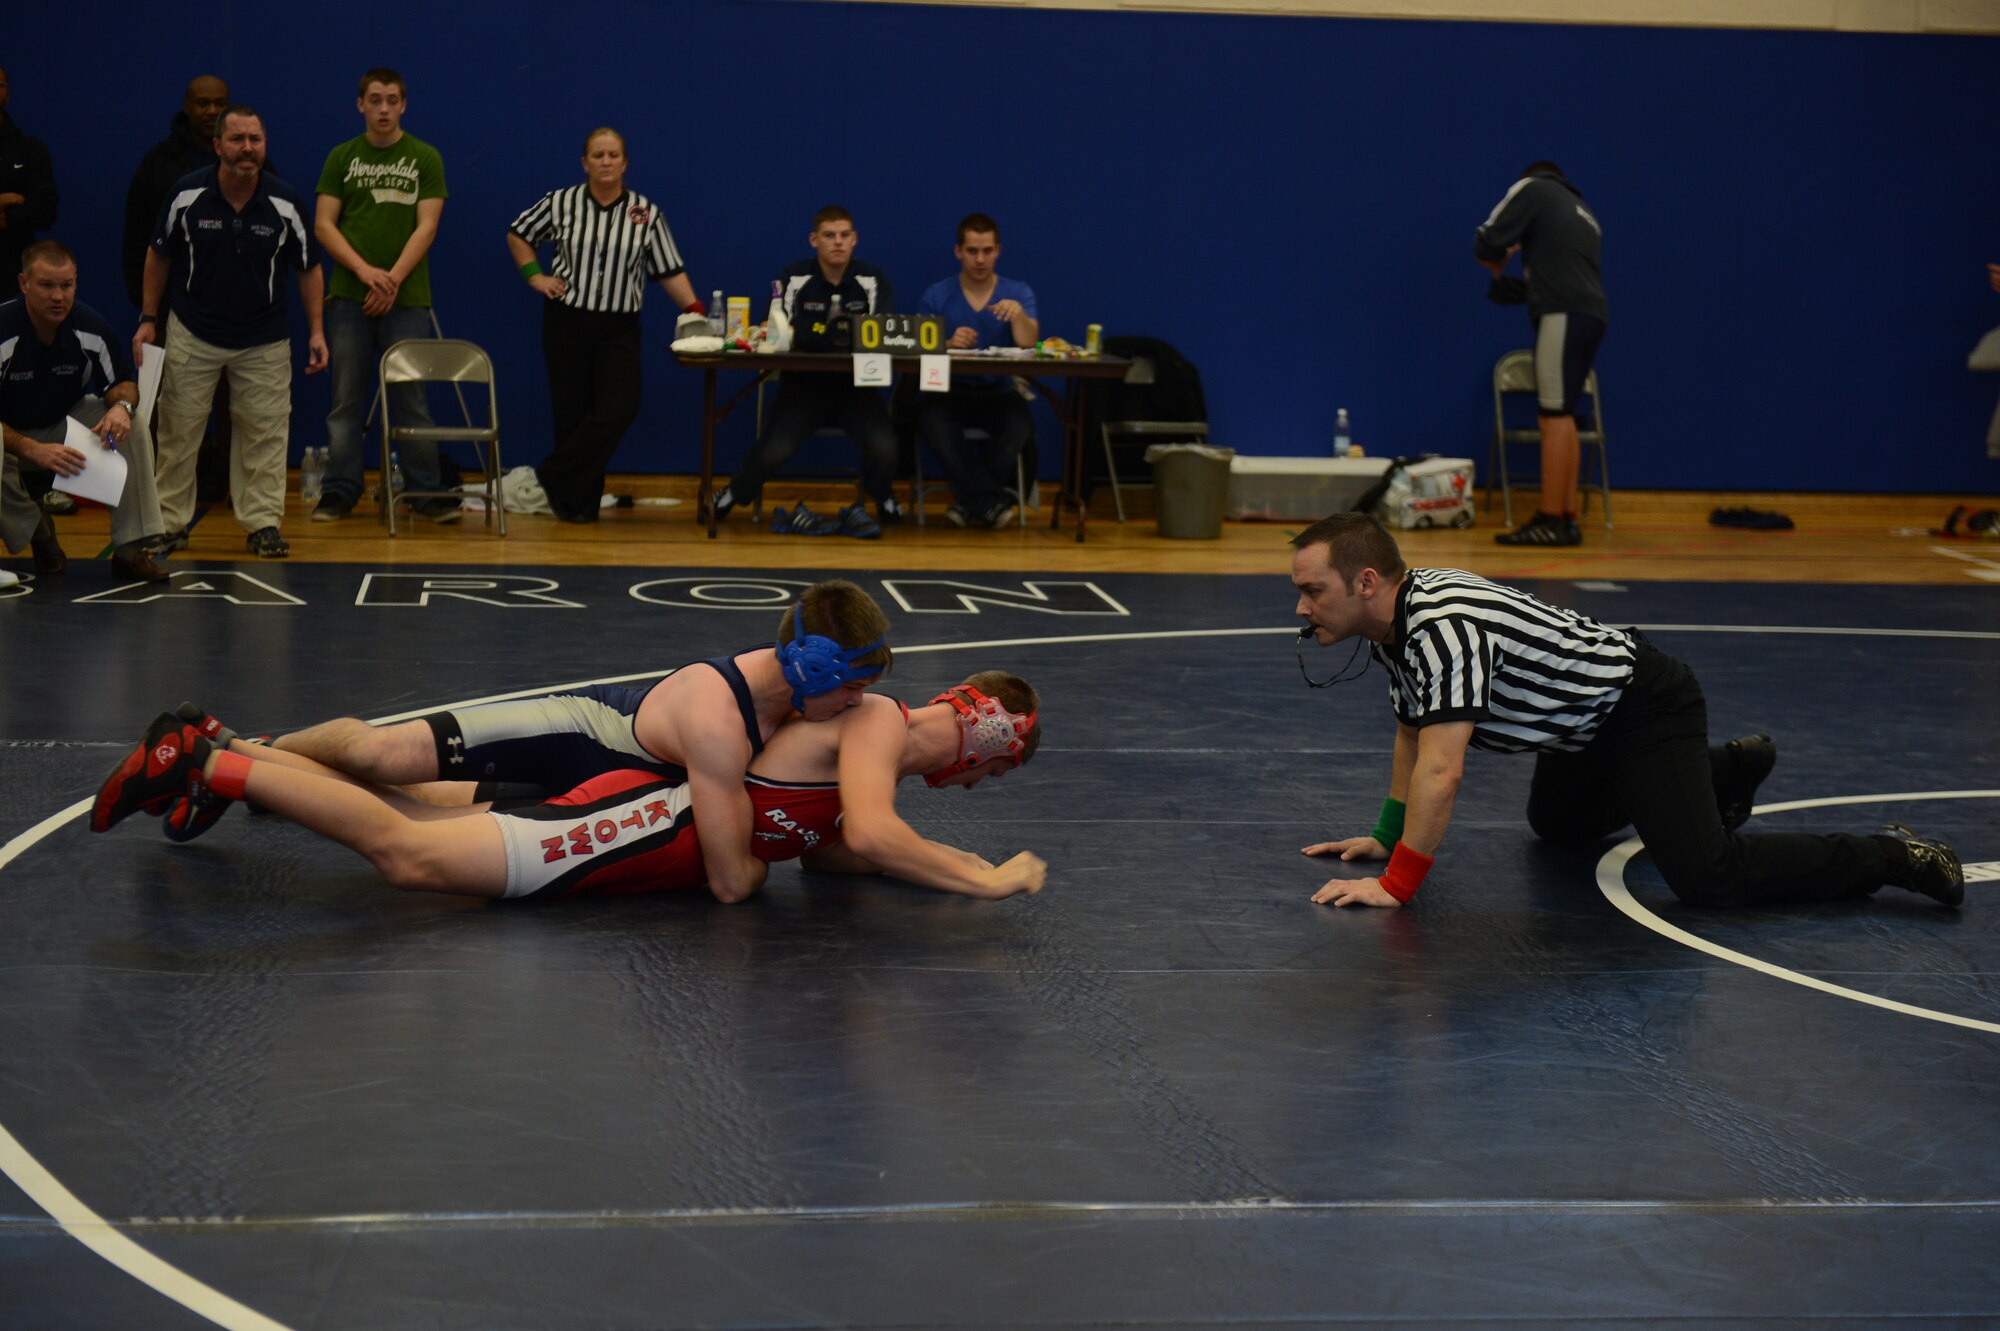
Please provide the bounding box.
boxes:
[91,713,211,833]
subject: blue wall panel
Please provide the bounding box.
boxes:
[8,1,1996,492]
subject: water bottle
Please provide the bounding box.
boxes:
[389,449,404,498]
[765,279,791,350]
[300,445,324,503]
[1333,408,1355,459]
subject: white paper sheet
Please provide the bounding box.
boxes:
[52,415,130,507]
[135,343,165,423]
[851,353,891,388]
[919,354,951,393]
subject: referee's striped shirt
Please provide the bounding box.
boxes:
[509,186,684,313]
[1369,567,1637,754]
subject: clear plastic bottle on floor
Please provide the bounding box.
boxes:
[300,445,324,504]
[389,450,404,500]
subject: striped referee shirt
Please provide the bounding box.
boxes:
[1369,568,1637,753]
[509,186,684,313]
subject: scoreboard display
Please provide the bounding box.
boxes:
[847,313,946,353]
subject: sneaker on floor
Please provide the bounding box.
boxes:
[982,502,1018,531]
[0,569,23,589]
[150,527,191,554]
[312,495,355,522]
[409,496,463,524]
[944,504,970,529]
[92,713,210,833]
[30,518,66,575]
[111,545,170,584]
[1494,512,1582,547]
[770,504,837,536]
[703,487,738,524]
[835,503,883,539]
[39,489,77,516]
[876,496,906,527]
[245,526,290,558]
[1882,822,1965,906]
[1715,733,1776,833]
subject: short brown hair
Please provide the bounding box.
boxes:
[1290,512,1406,586]
[955,212,1000,245]
[20,240,76,274]
[216,105,263,138]
[583,126,626,155]
[812,205,853,230]
[776,579,893,677]
[950,671,1041,764]
[358,67,406,98]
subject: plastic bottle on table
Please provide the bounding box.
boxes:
[1333,408,1355,459]
[765,279,791,350]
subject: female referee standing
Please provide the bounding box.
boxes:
[506,128,704,522]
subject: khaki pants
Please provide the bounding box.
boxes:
[1,396,166,553]
[155,312,292,533]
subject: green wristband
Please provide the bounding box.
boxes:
[520,261,543,281]
[1371,797,1406,848]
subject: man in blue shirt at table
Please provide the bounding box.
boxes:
[915,212,1038,530]
[710,205,901,535]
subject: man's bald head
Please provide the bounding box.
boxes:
[184,76,230,141]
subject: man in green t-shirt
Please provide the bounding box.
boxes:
[312,67,455,522]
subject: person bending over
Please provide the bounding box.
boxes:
[1288,512,1963,911]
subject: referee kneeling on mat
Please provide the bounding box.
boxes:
[1288,512,1965,911]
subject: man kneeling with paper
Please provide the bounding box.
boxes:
[1,240,170,585]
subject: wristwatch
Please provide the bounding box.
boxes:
[138,314,158,324]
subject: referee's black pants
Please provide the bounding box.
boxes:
[536,301,642,518]
[1525,643,1900,906]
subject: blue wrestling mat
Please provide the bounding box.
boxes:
[2,565,1997,1328]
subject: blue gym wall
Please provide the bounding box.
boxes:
[13,1,1999,494]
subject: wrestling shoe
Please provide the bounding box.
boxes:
[92,713,210,833]
[1882,823,1965,907]
[770,504,837,536]
[1494,512,1582,547]
[162,776,232,843]
[834,503,882,539]
[1715,733,1776,832]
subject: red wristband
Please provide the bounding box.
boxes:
[682,298,706,316]
[1379,842,1434,903]
[206,749,255,802]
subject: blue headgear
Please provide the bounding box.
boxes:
[778,614,887,711]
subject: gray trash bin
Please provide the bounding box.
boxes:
[1145,443,1235,539]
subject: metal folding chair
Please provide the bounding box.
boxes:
[378,339,505,537]
[1484,348,1612,529]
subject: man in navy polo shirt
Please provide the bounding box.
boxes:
[914,212,1039,530]
[138,105,326,559]
[1,241,169,584]
[709,205,901,533]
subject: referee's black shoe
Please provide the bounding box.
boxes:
[1881,823,1965,907]
[1715,733,1776,832]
